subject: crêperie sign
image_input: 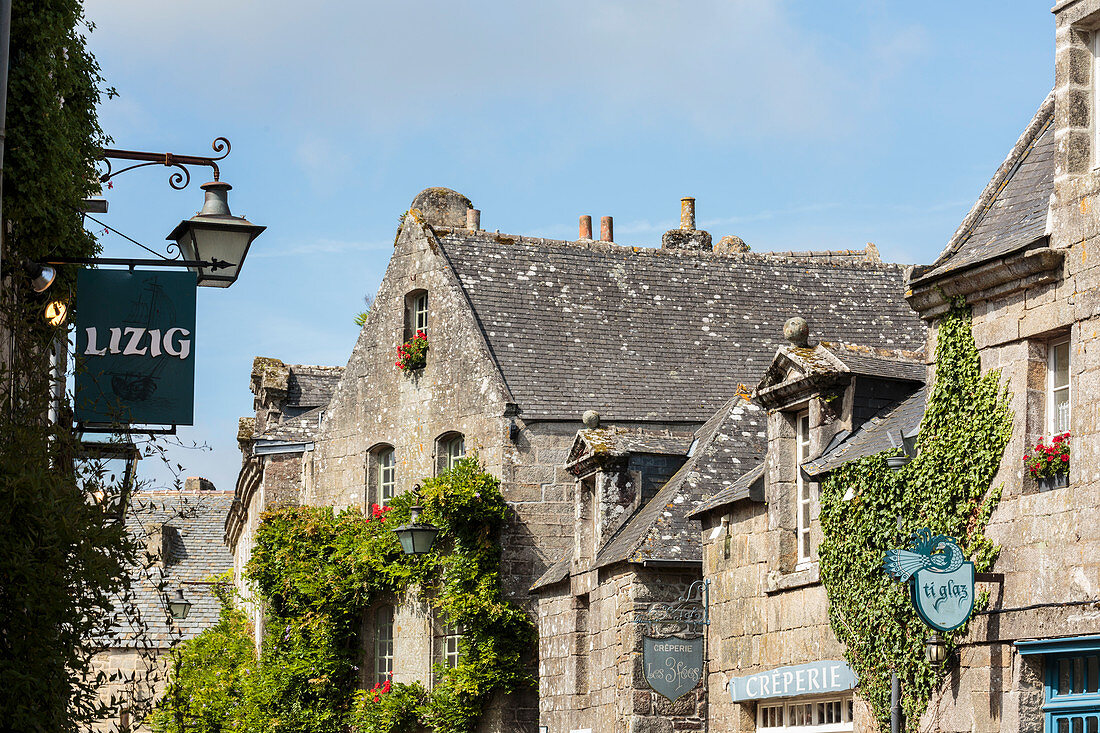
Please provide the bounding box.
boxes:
[75,269,196,426]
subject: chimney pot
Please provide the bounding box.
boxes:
[600,216,613,243]
[579,215,592,240]
[680,197,696,231]
[466,208,480,231]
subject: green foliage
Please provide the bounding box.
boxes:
[158,457,535,733]
[0,2,132,730]
[818,306,1013,731]
[150,598,258,733]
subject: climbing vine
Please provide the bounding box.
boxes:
[818,306,1012,731]
[153,456,536,733]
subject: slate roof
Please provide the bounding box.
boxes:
[591,397,766,568]
[913,93,1054,284]
[256,405,325,443]
[285,366,344,410]
[818,343,926,383]
[802,388,927,477]
[436,232,926,421]
[688,462,765,517]
[566,427,695,467]
[104,490,234,647]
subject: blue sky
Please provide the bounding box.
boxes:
[83,1,1054,491]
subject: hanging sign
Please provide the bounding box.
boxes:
[75,269,197,426]
[883,529,974,632]
[643,636,704,702]
[729,660,857,702]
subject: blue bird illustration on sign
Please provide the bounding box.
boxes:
[882,528,964,582]
[882,528,975,632]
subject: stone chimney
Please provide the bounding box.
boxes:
[250,357,289,435]
[579,215,593,240]
[466,208,480,231]
[185,476,216,491]
[662,196,712,251]
[601,216,613,243]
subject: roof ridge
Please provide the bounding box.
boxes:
[436,228,907,269]
[923,90,1055,273]
[818,341,926,362]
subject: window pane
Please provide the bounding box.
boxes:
[1088,656,1099,693]
[1054,342,1070,389]
[1060,718,1070,733]
[1089,717,1098,733]
[1075,657,1087,694]
[415,294,428,332]
[375,606,394,685]
[379,449,395,504]
[1074,716,1084,733]
[1061,659,1072,693]
[1056,391,1071,434]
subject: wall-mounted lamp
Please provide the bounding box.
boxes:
[23,261,56,293]
[168,588,192,621]
[393,485,440,555]
[925,632,947,668]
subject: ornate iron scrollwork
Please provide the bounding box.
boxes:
[634,579,709,639]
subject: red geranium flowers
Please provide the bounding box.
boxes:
[395,330,428,371]
[1023,432,1070,479]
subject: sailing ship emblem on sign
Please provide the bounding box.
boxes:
[883,529,974,632]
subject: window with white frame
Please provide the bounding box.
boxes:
[377,448,395,505]
[414,293,428,333]
[441,622,462,669]
[444,434,465,471]
[758,695,854,731]
[374,605,394,685]
[796,410,812,567]
[1048,338,1071,436]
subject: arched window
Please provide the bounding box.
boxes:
[404,290,428,341]
[367,444,396,507]
[374,605,394,685]
[436,432,465,474]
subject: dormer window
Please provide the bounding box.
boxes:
[404,290,428,341]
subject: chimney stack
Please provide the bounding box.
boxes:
[662,196,711,251]
[579,215,592,240]
[466,208,480,231]
[600,216,613,243]
[680,197,696,231]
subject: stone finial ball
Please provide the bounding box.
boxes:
[582,410,600,428]
[784,316,809,346]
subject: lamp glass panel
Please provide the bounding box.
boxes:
[189,223,250,285]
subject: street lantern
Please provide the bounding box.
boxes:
[167,181,265,288]
[393,488,440,555]
[168,587,192,621]
[925,632,947,668]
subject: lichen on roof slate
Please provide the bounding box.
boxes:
[435,232,925,421]
[103,490,234,647]
[592,397,767,568]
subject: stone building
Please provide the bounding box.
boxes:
[226,187,924,732]
[225,357,342,637]
[693,4,1100,731]
[91,480,233,732]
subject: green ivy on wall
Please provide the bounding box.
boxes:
[153,457,536,733]
[818,306,1012,731]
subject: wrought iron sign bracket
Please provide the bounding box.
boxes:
[100,137,231,191]
[46,256,233,272]
[634,579,710,637]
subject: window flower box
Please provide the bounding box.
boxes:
[395,330,428,372]
[1024,432,1070,490]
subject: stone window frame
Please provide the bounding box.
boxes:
[404,289,428,342]
[1094,29,1100,169]
[366,443,397,507]
[435,432,465,475]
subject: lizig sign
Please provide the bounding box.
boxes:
[75,269,197,427]
[883,528,975,632]
[635,580,709,702]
